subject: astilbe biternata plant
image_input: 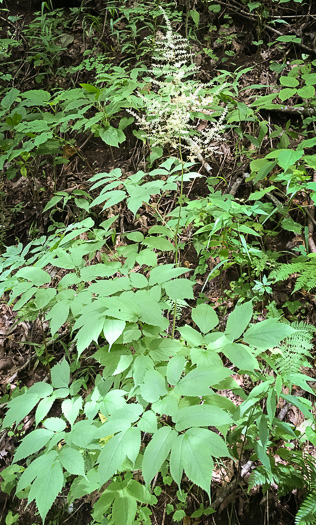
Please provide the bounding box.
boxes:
[128,5,227,162]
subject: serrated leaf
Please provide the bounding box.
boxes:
[142,426,176,486]
[277,149,303,171]
[173,404,232,431]
[171,428,214,496]
[191,303,219,333]
[46,300,70,335]
[140,369,168,403]
[62,397,83,427]
[59,446,85,476]
[28,458,64,522]
[175,366,231,397]
[137,410,158,433]
[14,429,53,462]
[112,493,137,525]
[243,319,296,350]
[103,319,126,349]
[35,397,55,426]
[225,301,253,340]
[221,342,258,371]
[149,264,187,285]
[126,479,157,504]
[98,427,139,485]
[51,359,70,388]
[2,393,40,428]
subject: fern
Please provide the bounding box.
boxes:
[274,321,314,376]
[271,255,316,292]
[166,298,188,319]
[296,487,316,525]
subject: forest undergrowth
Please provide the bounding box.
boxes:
[0,0,316,524]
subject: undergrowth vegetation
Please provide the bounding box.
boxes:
[0,0,316,524]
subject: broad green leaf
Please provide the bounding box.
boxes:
[136,248,157,267]
[144,236,175,251]
[179,325,204,346]
[34,288,56,309]
[225,301,253,340]
[46,300,70,335]
[277,149,303,171]
[1,87,20,110]
[149,264,187,285]
[297,85,315,98]
[126,479,157,504]
[281,217,302,234]
[80,262,122,280]
[28,458,64,522]
[59,446,85,476]
[17,451,58,492]
[243,319,296,350]
[191,303,219,333]
[279,76,299,87]
[171,428,214,496]
[142,426,176,486]
[71,420,97,448]
[278,88,296,101]
[2,393,40,428]
[221,343,258,371]
[98,427,139,485]
[112,493,137,525]
[35,397,55,426]
[14,429,53,462]
[167,355,186,385]
[173,404,232,431]
[175,366,231,397]
[137,410,158,433]
[140,369,168,403]
[43,417,66,432]
[103,319,126,349]
[99,126,125,147]
[62,397,82,426]
[51,359,70,389]
[163,279,194,300]
[15,267,51,285]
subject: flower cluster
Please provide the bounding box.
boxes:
[129,6,227,163]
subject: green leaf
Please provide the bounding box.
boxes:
[278,88,296,101]
[59,446,85,476]
[2,393,40,428]
[61,397,83,427]
[103,319,126,349]
[1,88,20,110]
[35,397,55,426]
[163,279,194,300]
[14,429,53,462]
[28,458,64,522]
[179,325,204,346]
[46,300,70,335]
[126,479,157,504]
[51,359,70,389]
[221,342,258,371]
[243,319,296,350]
[112,493,137,525]
[15,267,51,285]
[175,366,231,397]
[281,217,302,234]
[297,85,315,98]
[279,76,299,87]
[98,427,140,485]
[225,301,253,340]
[138,410,158,433]
[43,417,66,432]
[277,149,304,171]
[173,404,232,432]
[144,236,175,251]
[190,8,199,26]
[149,265,187,285]
[191,303,219,333]
[142,426,176,486]
[167,355,186,385]
[170,428,214,496]
[99,126,125,147]
[140,369,168,403]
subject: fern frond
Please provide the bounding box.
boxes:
[270,255,316,292]
[166,298,188,320]
[274,321,315,376]
[295,489,316,525]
